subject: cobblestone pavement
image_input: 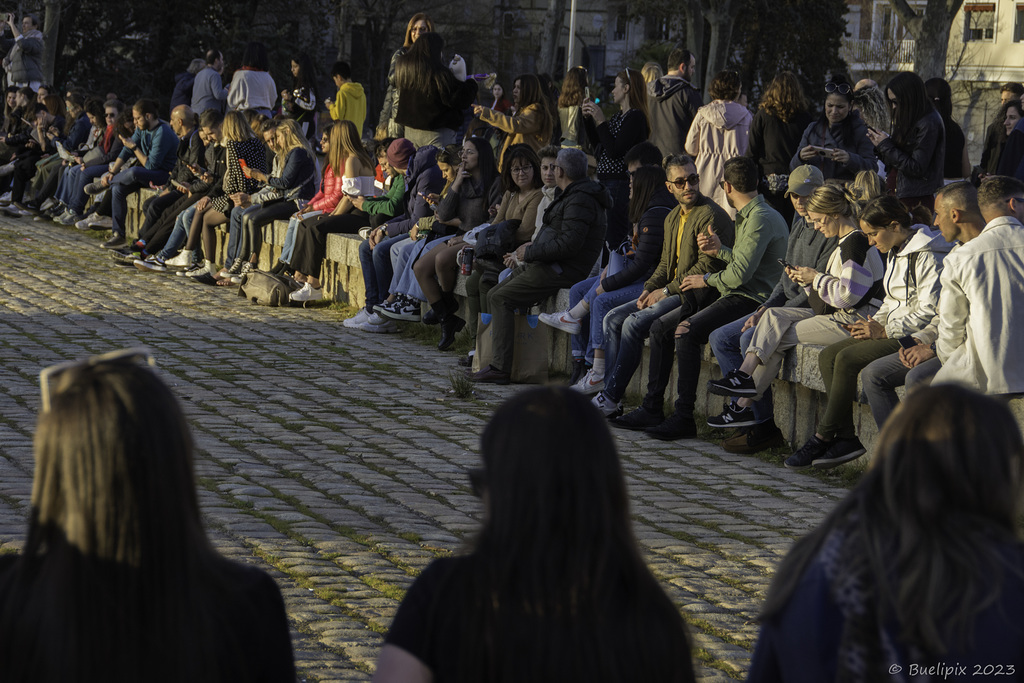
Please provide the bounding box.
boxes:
[0,218,852,681]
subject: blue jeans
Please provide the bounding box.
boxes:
[111,167,170,237]
[58,164,106,214]
[280,210,321,264]
[391,236,444,300]
[860,353,941,429]
[157,205,197,260]
[708,313,775,423]
[603,294,684,403]
[569,276,644,367]
[359,233,408,311]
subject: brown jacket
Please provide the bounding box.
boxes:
[477,103,550,169]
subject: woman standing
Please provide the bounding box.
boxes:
[583,67,650,248]
[376,13,433,139]
[792,75,877,183]
[490,82,512,114]
[474,74,555,169]
[374,387,696,683]
[557,66,588,150]
[866,72,944,211]
[227,42,277,117]
[686,69,751,216]
[748,385,1024,681]
[925,76,969,181]
[746,71,812,222]
[280,51,320,146]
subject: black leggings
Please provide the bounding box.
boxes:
[289,210,374,278]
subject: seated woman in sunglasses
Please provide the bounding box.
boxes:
[791,75,877,182]
[0,350,295,682]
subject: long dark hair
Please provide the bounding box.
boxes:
[760,386,1024,666]
[395,32,452,98]
[291,51,320,107]
[887,71,935,148]
[0,360,269,682]
[455,387,696,682]
[628,164,667,224]
[239,41,269,71]
[513,74,555,145]
[464,136,499,197]
[500,143,541,193]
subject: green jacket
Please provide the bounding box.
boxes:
[706,194,788,303]
[645,195,734,295]
[362,174,405,216]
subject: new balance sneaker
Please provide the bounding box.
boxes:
[343,307,372,329]
[290,281,324,302]
[707,369,758,397]
[813,437,866,469]
[591,391,623,418]
[707,402,757,429]
[376,296,421,322]
[165,249,197,269]
[100,234,126,249]
[571,368,604,395]
[356,312,397,333]
[785,436,831,470]
[538,310,581,334]
[611,406,664,431]
[134,255,167,272]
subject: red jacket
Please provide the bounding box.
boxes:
[307,164,344,213]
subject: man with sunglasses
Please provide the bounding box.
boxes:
[703,165,837,453]
[591,153,734,423]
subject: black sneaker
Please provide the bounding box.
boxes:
[785,436,832,470]
[569,358,589,386]
[101,234,126,249]
[708,369,757,397]
[813,437,866,469]
[707,402,757,429]
[611,406,664,431]
[644,412,696,441]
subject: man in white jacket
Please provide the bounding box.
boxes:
[932,176,1024,394]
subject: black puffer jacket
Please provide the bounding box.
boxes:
[874,109,945,198]
[525,179,611,280]
[602,184,673,291]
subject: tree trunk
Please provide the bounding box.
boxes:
[699,0,742,94]
[539,0,568,77]
[682,0,704,89]
[887,0,965,80]
[42,0,60,86]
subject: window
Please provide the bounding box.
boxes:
[1015,4,1024,42]
[964,4,996,42]
[614,11,628,40]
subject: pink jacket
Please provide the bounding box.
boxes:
[685,100,752,217]
[307,164,344,213]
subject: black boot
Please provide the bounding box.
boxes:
[435,294,465,351]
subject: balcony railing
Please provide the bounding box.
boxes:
[841,38,916,68]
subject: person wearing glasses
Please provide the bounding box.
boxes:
[0,350,296,681]
[589,153,734,421]
[866,72,945,212]
[702,165,837,454]
[375,387,697,683]
[792,75,876,183]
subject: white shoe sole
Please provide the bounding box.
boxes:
[539,314,580,334]
[356,320,397,333]
[573,379,605,395]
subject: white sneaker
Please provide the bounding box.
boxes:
[165,249,196,268]
[89,215,112,228]
[343,308,371,328]
[185,261,212,278]
[356,312,397,333]
[572,368,605,395]
[538,310,581,334]
[289,281,324,302]
[39,197,56,212]
[591,391,622,418]
[0,191,11,203]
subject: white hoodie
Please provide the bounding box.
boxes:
[933,216,1024,394]
[873,224,952,342]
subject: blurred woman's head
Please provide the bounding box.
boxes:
[558,66,588,108]
[760,71,808,123]
[221,110,255,142]
[708,70,742,102]
[628,164,667,224]
[404,13,434,48]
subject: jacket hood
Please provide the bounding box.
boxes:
[902,224,954,256]
[650,75,695,101]
[703,100,750,130]
[645,185,676,212]
[565,178,612,209]
[406,143,438,179]
[340,81,365,100]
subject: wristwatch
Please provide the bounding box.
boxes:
[662,287,670,296]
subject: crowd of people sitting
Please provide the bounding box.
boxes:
[4,13,1024,470]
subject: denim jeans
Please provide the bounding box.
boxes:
[157,205,197,260]
[708,313,775,423]
[391,236,444,300]
[568,276,644,367]
[111,167,170,237]
[59,164,107,215]
[860,353,941,429]
[359,233,408,311]
[280,210,321,264]
[602,295,683,404]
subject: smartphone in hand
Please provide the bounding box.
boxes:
[777,258,794,269]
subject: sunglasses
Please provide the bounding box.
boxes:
[40,347,156,413]
[668,174,700,188]
[825,82,852,95]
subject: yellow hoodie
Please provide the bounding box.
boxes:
[330,81,366,137]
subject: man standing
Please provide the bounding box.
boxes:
[704,165,836,453]
[1,14,42,90]
[647,47,703,158]
[646,156,788,440]
[931,176,1024,394]
[471,148,609,384]
[96,99,178,249]
[191,50,229,115]
[590,153,734,424]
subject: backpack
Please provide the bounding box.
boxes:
[237,271,300,307]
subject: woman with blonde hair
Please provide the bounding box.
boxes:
[557,66,589,150]
[749,385,1024,679]
[474,73,556,169]
[582,67,650,248]
[641,61,663,84]
[686,69,751,216]
[708,183,885,446]
[0,351,295,682]
[377,12,434,139]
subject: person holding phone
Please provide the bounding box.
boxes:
[785,195,950,469]
[556,66,589,151]
[1,13,43,91]
[791,74,876,182]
